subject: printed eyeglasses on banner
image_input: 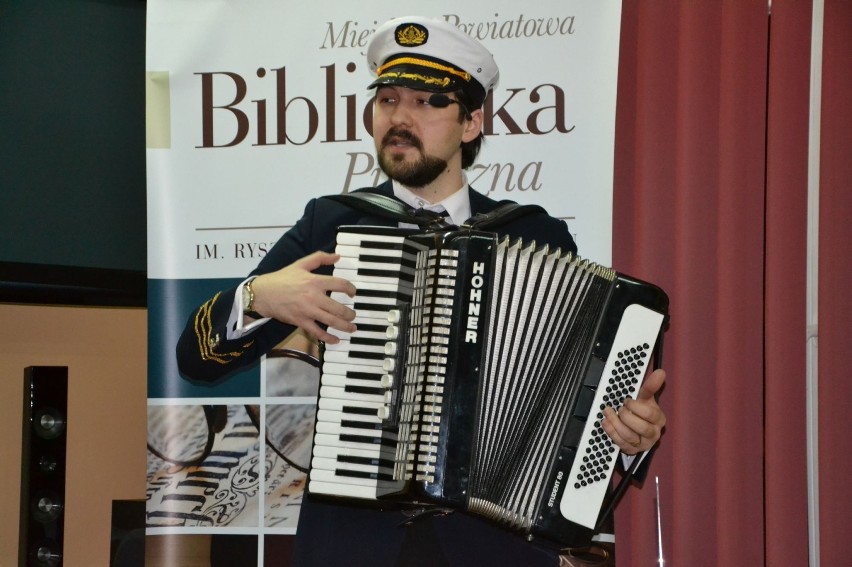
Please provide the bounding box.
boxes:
[146,348,318,472]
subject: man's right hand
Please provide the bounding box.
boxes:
[249,251,357,344]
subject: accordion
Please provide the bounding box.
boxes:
[309,225,669,547]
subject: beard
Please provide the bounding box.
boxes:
[377,127,448,188]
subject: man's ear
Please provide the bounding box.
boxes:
[462,108,484,143]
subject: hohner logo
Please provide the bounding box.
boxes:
[465,261,486,343]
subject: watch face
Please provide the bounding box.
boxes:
[242,285,251,310]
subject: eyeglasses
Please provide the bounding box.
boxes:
[147,349,318,472]
[427,93,472,120]
[374,88,471,121]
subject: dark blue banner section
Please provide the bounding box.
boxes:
[147,278,259,399]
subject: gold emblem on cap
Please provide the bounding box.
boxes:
[396,24,428,46]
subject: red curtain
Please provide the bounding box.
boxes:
[764,1,813,566]
[607,0,850,564]
[817,2,852,565]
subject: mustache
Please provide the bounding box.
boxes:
[381,127,423,151]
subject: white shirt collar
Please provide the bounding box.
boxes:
[391,178,471,227]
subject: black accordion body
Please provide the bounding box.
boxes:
[309,225,669,547]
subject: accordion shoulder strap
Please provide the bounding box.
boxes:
[323,192,449,229]
[324,192,547,231]
[462,201,548,230]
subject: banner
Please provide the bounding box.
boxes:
[145,1,622,564]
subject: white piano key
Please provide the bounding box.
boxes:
[335,256,416,275]
[316,408,382,426]
[322,348,387,366]
[327,315,394,342]
[309,469,385,487]
[315,421,397,441]
[324,339,387,355]
[333,268,415,287]
[313,444,391,461]
[331,291,400,306]
[311,457,395,476]
[321,362,385,379]
[313,433,395,453]
[317,396,384,413]
[320,385,391,404]
[309,480,378,499]
[335,243,417,261]
[320,373,386,390]
[309,478,408,500]
[335,232,410,246]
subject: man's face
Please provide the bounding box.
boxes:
[372,86,472,188]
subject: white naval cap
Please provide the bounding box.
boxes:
[366,16,500,108]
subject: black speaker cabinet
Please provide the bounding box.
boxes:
[109,499,145,567]
[19,366,68,567]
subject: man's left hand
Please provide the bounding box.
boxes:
[600,368,667,455]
